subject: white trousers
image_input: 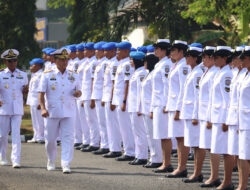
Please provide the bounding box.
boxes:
[30,106,44,141]
[76,100,90,145]
[104,102,121,152]
[152,106,169,139]
[95,100,109,149]
[84,100,100,147]
[44,117,74,167]
[130,113,148,159]
[116,107,135,157]
[73,102,82,144]
[0,115,22,164]
[143,115,163,163]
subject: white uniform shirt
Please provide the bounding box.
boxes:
[199,62,207,73]
[166,57,190,112]
[150,56,173,110]
[238,71,250,130]
[209,65,232,124]
[112,57,134,106]
[44,61,56,71]
[0,68,28,115]
[180,65,203,120]
[26,69,43,106]
[226,68,248,125]
[139,72,153,115]
[81,56,97,101]
[91,57,108,100]
[38,68,80,118]
[102,56,119,102]
[67,57,80,72]
[127,66,148,113]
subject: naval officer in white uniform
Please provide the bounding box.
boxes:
[0,49,28,168]
[38,48,81,174]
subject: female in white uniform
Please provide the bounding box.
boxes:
[209,46,234,190]
[139,52,163,168]
[238,46,250,190]
[198,47,221,188]
[180,44,204,183]
[150,40,174,173]
[165,40,189,178]
[127,51,148,165]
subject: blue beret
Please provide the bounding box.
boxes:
[130,47,136,52]
[116,41,131,50]
[68,45,77,52]
[46,48,56,56]
[102,42,116,50]
[29,58,44,66]
[130,51,145,60]
[240,45,246,48]
[146,45,155,52]
[85,42,95,50]
[42,48,51,53]
[94,42,106,50]
[189,43,203,49]
[137,46,147,54]
[76,43,85,51]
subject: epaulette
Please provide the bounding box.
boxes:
[44,69,52,73]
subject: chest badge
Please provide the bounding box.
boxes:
[4,83,9,89]
[51,85,56,90]
[50,74,56,81]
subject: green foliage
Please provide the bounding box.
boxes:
[0,0,40,69]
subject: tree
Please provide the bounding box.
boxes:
[0,0,40,69]
[181,0,250,46]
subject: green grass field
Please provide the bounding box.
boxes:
[21,105,33,135]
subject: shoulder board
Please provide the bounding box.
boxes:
[44,70,53,73]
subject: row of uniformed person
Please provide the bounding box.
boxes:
[0,42,249,189]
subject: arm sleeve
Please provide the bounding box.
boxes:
[124,64,134,81]
[75,74,81,91]
[111,65,117,80]
[161,65,170,106]
[37,73,47,93]
[192,75,201,120]
[136,73,145,112]
[206,77,214,122]
[91,63,96,79]
[176,66,189,111]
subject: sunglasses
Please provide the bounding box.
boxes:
[7,59,17,63]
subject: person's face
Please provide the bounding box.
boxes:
[42,53,47,60]
[4,59,17,71]
[76,50,84,59]
[130,58,135,68]
[232,57,241,69]
[214,56,227,67]
[241,56,250,70]
[116,49,129,60]
[170,48,183,61]
[186,55,197,67]
[84,49,95,58]
[154,47,166,58]
[30,63,42,73]
[95,50,104,59]
[55,58,68,71]
[202,55,214,68]
[144,61,147,69]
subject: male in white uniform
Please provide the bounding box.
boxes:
[0,49,28,168]
[38,48,82,174]
[111,41,135,161]
[91,42,110,155]
[44,49,56,72]
[81,42,101,152]
[102,42,122,158]
[27,58,45,144]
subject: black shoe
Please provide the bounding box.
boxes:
[183,174,203,183]
[92,148,109,155]
[81,146,99,152]
[153,165,174,173]
[215,184,234,190]
[172,153,178,157]
[171,149,177,154]
[232,166,238,172]
[57,141,61,146]
[74,143,82,148]
[115,155,135,161]
[200,179,221,188]
[130,159,147,165]
[37,140,45,144]
[188,153,194,161]
[77,144,89,150]
[129,158,138,165]
[165,169,188,178]
[103,152,122,158]
[143,162,162,168]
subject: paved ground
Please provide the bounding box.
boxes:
[0,143,249,190]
